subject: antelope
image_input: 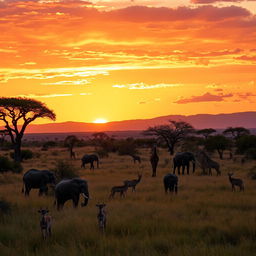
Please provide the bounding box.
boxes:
[96,204,106,232]
[38,208,52,239]
[123,173,142,191]
[109,183,129,198]
[130,154,141,164]
[228,173,244,192]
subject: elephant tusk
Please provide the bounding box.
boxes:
[82,193,89,199]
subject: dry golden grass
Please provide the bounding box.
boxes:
[0,147,256,256]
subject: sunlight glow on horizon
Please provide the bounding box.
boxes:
[93,118,108,124]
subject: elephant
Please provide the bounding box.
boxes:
[163,174,178,194]
[173,152,195,175]
[55,178,89,210]
[22,169,56,196]
[81,154,99,170]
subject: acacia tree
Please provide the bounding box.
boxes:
[0,97,56,162]
[205,135,231,159]
[64,135,80,159]
[144,120,194,155]
[197,128,216,139]
[223,127,250,140]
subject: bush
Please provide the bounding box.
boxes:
[236,135,256,154]
[0,156,23,173]
[245,148,256,160]
[247,166,256,180]
[10,149,34,161]
[116,139,138,156]
[0,198,11,215]
[52,160,78,180]
[95,148,109,158]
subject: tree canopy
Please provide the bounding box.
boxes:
[223,127,250,140]
[144,120,194,155]
[0,97,56,161]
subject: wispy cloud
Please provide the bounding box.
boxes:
[113,82,182,90]
[42,79,90,86]
[175,92,233,104]
[14,93,73,98]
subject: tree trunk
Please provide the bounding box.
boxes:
[217,149,223,160]
[168,145,174,155]
[14,142,22,162]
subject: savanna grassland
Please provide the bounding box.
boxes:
[0,147,256,256]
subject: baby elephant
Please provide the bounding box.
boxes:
[96,204,106,232]
[228,173,244,191]
[163,174,178,194]
[38,208,52,239]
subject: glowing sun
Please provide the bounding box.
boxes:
[93,118,108,124]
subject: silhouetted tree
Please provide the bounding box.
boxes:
[236,135,256,155]
[223,127,250,140]
[144,120,194,155]
[64,135,80,159]
[197,128,216,139]
[205,135,232,159]
[0,97,55,162]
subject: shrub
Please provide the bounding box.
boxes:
[245,148,256,160]
[247,166,256,180]
[10,149,34,161]
[0,156,23,173]
[116,139,138,156]
[236,135,256,154]
[0,198,11,215]
[52,160,78,180]
[95,148,109,158]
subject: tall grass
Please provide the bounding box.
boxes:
[0,147,255,255]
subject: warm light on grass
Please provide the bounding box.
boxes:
[93,118,108,123]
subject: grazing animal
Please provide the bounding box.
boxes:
[81,154,99,170]
[173,152,196,175]
[130,154,141,164]
[38,209,52,239]
[196,151,221,176]
[22,169,56,196]
[163,174,178,194]
[55,178,89,210]
[96,204,106,232]
[228,173,244,191]
[71,151,76,160]
[123,174,142,191]
[150,145,159,177]
[109,183,129,198]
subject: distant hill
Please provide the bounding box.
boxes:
[23,111,256,133]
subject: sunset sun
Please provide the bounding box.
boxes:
[93,118,108,124]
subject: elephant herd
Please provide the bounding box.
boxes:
[21,153,98,210]
[22,169,89,210]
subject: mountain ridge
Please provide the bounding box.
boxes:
[20,111,256,133]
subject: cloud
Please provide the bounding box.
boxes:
[174,92,233,104]
[42,79,90,85]
[235,55,256,62]
[14,93,73,98]
[113,82,182,90]
[0,68,109,83]
[191,0,242,4]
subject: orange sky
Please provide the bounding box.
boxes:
[0,0,256,123]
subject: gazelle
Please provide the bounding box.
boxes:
[228,173,244,191]
[123,173,142,191]
[109,183,129,198]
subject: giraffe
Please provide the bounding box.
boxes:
[150,145,159,177]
